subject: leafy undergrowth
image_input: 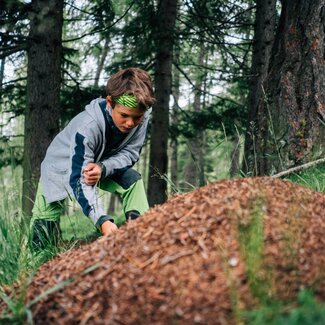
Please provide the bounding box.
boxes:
[1,177,322,325]
[245,290,325,325]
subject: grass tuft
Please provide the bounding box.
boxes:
[237,195,272,304]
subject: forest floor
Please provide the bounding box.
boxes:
[12,177,325,324]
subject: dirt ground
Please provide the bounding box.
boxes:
[24,177,325,324]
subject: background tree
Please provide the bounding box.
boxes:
[0,0,29,163]
[242,0,277,175]
[174,0,253,185]
[253,0,325,175]
[183,43,207,189]
[22,0,64,215]
[148,0,178,206]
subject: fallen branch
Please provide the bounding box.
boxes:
[272,158,325,178]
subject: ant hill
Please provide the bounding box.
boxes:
[27,177,325,324]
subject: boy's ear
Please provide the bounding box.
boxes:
[106,96,114,108]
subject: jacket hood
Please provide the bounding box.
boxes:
[85,98,106,133]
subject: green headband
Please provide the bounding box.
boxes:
[113,94,138,108]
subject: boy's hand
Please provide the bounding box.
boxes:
[83,163,102,185]
[100,220,118,236]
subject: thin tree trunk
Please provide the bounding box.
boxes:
[183,45,206,189]
[170,43,180,191]
[0,57,5,94]
[148,0,178,206]
[230,135,241,177]
[22,0,63,215]
[257,0,325,174]
[141,141,148,188]
[242,0,276,175]
[94,37,109,88]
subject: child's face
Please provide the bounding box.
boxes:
[111,104,145,133]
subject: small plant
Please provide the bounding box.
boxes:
[244,290,325,325]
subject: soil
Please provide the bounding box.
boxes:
[18,177,325,323]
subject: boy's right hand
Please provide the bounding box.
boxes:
[100,220,118,236]
[83,163,102,186]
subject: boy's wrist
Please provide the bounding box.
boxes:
[97,162,106,179]
[95,215,114,230]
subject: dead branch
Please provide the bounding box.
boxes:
[272,158,325,178]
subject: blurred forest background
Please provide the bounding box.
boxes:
[1,0,325,216]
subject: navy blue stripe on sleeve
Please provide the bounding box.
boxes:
[69,132,91,216]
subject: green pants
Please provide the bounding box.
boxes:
[31,175,149,225]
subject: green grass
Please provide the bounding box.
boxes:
[243,290,325,325]
[0,166,127,323]
[60,211,99,242]
[0,206,125,324]
[284,164,325,193]
[60,208,126,243]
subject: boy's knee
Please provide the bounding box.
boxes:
[125,210,140,221]
[110,169,142,189]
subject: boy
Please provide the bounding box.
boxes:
[30,67,155,250]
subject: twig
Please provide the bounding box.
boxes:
[272,158,325,178]
[160,250,195,265]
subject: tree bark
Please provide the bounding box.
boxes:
[148,0,178,206]
[242,0,277,175]
[22,0,63,215]
[257,0,325,174]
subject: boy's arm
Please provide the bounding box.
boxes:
[69,132,115,230]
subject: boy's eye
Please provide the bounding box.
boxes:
[120,113,128,118]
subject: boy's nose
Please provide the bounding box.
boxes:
[126,119,135,128]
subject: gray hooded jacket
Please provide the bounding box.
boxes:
[41,98,151,225]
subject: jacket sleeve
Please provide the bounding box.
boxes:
[100,116,149,176]
[69,130,112,226]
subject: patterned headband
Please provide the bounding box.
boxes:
[113,94,138,108]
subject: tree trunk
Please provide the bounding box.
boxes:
[170,43,180,191]
[256,0,325,174]
[22,0,63,215]
[148,0,178,206]
[242,0,277,175]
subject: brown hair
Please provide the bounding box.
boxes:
[106,67,155,111]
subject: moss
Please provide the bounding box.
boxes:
[237,195,273,304]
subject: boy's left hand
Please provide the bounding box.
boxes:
[83,163,102,185]
[100,220,118,236]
